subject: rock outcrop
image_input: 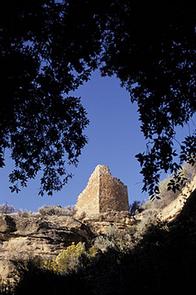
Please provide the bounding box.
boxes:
[158,175,196,221]
[0,165,195,285]
[0,211,133,283]
[75,165,129,218]
[0,213,95,283]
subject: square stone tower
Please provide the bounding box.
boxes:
[75,165,129,218]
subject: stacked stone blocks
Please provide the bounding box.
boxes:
[76,165,129,218]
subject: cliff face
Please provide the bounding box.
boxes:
[0,210,134,283]
[0,214,95,282]
[0,165,131,283]
[0,166,195,285]
[158,175,196,221]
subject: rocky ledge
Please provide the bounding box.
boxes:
[0,210,134,283]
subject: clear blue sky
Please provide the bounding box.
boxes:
[0,71,193,211]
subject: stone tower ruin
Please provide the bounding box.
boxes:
[75,165,129,218]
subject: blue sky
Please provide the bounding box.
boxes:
[0,71,193,211]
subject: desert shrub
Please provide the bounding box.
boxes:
[87,245,99,257]
[93,236,115,252]
[106,225,135,251]
[17,211,31,218]
[0,204,17,214]
[159,177,185,207]
[93,226,134,253]
[133,209,161,241]
[43,243,99,276]
[181,162,196,182]
[38,205,76,217]
[43,242,86,273]
[143,163,196,210]
[143,176,183,210]
[55,242,86,272]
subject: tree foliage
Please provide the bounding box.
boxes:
[96,0,196,195]
[0,0,101,195]
[0,0,195,196]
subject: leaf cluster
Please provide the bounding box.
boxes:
[0,1,195,195]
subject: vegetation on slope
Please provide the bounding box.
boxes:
[1,188,195,295]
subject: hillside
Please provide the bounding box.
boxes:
[0,166,195,294]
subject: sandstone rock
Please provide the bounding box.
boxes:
[158,175,196,222]
[0,259,17,284]
[75,165,129,218]
[0,214,96,282]
[0,165,194,285]
[0,215,16,233]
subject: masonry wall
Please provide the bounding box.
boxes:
[75,167,100,217]
[75,165,129,218]
[99,173,129,213]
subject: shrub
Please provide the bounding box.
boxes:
[43,242,100,275]
[55,242,85,272]
[43,242,86,273]
[133,209,161,242]
[93,225,134,253]
[93,236,115,252]
[106,225,135,251]
[18,211,31,218]
[143,163,196,210]
[87,245,99,257]
[182,162,196,181]
[0,204,17,214]
[38,205,76,217]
